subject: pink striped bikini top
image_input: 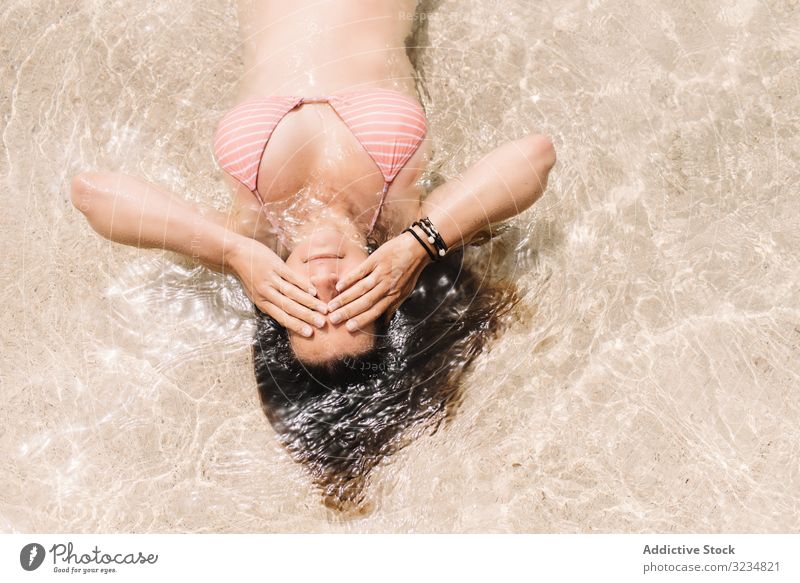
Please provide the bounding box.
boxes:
[213,88,427,242]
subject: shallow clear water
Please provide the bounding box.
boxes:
[2,0,799,531]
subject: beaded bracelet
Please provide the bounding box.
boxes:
[413,217,449,257]
[402,227,438,261]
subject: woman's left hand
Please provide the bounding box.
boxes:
[327,229,433,330]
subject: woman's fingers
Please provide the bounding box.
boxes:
[335,255,375,292]
[274,275,328,314]
[266,287,327,329]
[328,285,386,326]
[257,301,315,337]
[277,264,317,297]
[343,299,392,331]
[327,270,380,312]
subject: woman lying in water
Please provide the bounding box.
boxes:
[70,0,556,508]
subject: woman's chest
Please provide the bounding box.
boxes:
[253,105,427,237]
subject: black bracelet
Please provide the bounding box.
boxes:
[413,217,448,257]
[403,227,438,261]
[417,219,441,251]
[421,217,449,254]
[416,218,446,253]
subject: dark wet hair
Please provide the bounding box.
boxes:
[252,248,518,511]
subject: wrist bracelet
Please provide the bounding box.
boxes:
[413,217,448,257]
[402,227,437,261]
[415,218,447,255]
[421,217,449,255]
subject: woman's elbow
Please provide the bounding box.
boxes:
[520,133,557,171]
[508,134,556,211]
[71,172,94,214]
[70,171,110,219]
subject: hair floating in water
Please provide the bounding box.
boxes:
[253,249,519,512]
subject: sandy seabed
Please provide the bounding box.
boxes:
[1,0,799,532]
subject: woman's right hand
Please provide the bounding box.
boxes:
[229,238,328,337]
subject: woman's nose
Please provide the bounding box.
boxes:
[309,273,339,301]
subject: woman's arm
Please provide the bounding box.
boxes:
[71,172,243,272]
[419,133,556,249]
[70,172,327,336]
[329,133,556,329]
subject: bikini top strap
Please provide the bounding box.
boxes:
[365,181,391,240]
